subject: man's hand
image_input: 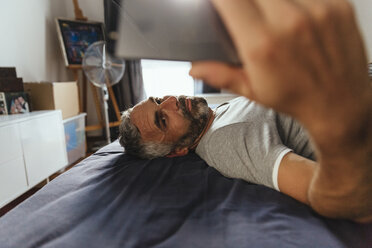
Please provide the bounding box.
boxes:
[190,0,370,134]
[190,0,372,222]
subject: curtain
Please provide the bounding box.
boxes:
[110,60,146,111]
[104,0,146,139]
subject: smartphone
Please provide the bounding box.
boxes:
[113,0,240,65]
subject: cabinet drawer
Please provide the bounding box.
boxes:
[0,124,22,165]
[0,157,28,208]
[20,112,67,186]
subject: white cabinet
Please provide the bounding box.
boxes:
[0,124,23,164]
[0,111,68,208]
[0,157,28,207]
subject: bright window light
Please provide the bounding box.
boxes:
[142,60,194,97]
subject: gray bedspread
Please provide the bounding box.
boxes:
[0,140,371,248]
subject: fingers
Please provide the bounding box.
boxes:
[211,0,266,59]
[293,0,369,89]
[206,0,369,115]
[189,61,256,100]
[212,0,316,61]
[255,0,308,30]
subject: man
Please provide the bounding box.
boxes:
[121,95,320,216]
[188,0,372,223]
[121,0,372,223]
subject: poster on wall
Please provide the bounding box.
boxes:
[56,18,105,67]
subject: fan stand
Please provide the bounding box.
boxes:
[69,0,122,144]
[101,71,115,144]
[101,84,111,144]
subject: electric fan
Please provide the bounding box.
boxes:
[83,41,125,144]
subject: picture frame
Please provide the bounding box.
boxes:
[0,91,30,115]
[55,18,105,68]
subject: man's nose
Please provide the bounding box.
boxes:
[160,96,179,111]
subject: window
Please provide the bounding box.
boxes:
[141,59,237,107]
[142,60,194,97]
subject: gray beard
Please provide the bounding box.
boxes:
[174,96,210,149]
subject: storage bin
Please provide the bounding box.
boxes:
[63,113,87,165]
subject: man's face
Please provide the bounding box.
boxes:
[130,95,209,147]
[17,97,24,104]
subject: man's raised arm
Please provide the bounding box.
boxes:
[190,0,372,222]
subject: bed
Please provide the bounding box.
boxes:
[0,140,371,248]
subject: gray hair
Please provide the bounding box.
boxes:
[118,108,173,159]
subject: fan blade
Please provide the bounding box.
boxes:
[82,41,125,88]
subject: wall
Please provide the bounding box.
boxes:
[0,0,104,81]
[0,0,104,133]
[1,0,65,81]
[350,0,372,62]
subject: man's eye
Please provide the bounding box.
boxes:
[161,116,167,128]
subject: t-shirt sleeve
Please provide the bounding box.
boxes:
[196,122,291,191]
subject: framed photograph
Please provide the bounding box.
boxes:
[56,18,105,67]
[0,92,30,115]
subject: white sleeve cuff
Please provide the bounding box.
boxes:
[272,148,292,192]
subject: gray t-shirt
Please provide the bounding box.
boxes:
[196,97,315,191]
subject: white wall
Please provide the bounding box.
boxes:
[0,0,104,134]
[0,0,104,82]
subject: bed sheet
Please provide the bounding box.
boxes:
[0,140,371,248]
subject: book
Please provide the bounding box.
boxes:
[0,92,30,115]
[0,67,17,78]
[0,77,24,92]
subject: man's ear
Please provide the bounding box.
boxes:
[166,147,189,158]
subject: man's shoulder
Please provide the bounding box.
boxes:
[195,122,248,169]
[212,97,276,130]
[197,121,253,154]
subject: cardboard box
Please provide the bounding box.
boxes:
[24,82,79,119]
